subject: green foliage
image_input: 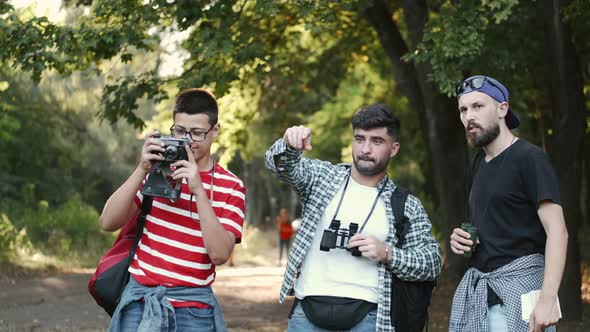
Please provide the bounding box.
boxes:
[0,50,161,207]
[407,1,542,97]
[0,0,438,228]
[215,79,262,163]
[0,213,32,260]
[2,0,589,155]
[1,0,374,131]
[482,0,520,24]
[0,1,167,129]
[1,1,587,264]
[307,61,391,163]
[101,71,167,130]
[2,195,114,259]
[407,2,489,95]
[0,10,159,267]
[0,69,100,205]
[563,0,590,63]
[0,2,155,82]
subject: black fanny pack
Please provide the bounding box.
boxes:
[299,296,377,330]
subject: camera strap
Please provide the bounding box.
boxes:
[330,171,388,232]
[209,160,216,202]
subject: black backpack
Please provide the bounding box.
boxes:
[390,187,436,332]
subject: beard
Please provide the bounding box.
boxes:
[466,122,500,148]
[353,154,389,176]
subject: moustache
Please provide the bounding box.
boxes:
[467,122,482,130]
[357,155,375,162]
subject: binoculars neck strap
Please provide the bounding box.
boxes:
[330,171,388,232]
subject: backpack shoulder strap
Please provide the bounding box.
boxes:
[391,186,410,249]
[133,196,152,248]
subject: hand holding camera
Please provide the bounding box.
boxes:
[140,134,192,200]
[170,145,206,197]
[139,131,166,173]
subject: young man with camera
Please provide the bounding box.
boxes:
[449,76,567,332]
[99,88,246,331]
[264,104,441,331]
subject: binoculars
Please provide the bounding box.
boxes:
[319,220,362,257]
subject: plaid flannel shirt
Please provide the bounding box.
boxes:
[265,138,442,331]
[450,254,554,332]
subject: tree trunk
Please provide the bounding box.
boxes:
[585,131,589,229]
[243,156,255,226]
[264,166,279,223]
[539,0,584,320]
[244,157,270,227]
[364,0,468,279]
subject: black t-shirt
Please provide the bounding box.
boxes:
[468,139,561,273]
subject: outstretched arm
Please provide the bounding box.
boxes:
[264,125,315,195]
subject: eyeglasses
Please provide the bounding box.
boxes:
[456,76,507,101]
[170,125,213,142]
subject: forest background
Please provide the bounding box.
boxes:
[0,0,589,323]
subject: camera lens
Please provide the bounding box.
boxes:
[164,146,179,160]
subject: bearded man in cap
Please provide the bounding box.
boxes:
[448,76,568,332]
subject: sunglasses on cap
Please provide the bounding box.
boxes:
[456,76,507,101]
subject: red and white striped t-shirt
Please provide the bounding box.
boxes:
[129,162,245,305]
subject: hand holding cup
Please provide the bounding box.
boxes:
[450,223,479,257]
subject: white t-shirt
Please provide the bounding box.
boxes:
[294,176,389,304]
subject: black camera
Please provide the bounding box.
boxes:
[319,220,361,256]
[160,137,190,163]
[140,136,190,201]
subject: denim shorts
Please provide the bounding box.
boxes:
[488,304,508,332]
[119,300,214,331]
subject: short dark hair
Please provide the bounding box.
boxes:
[352,103,400,140]
[173,88,218,126]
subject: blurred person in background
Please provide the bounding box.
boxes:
[277,208,294,265]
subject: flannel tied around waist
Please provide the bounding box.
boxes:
[449,254,555,332]
[108,276,227,332]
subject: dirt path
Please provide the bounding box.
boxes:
[0,266,292,332]
[0,266,587,331]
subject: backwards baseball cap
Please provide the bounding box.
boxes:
[456,75,520,129]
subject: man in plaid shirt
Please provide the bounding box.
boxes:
[265,104,441,331]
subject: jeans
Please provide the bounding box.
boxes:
[108,276,225,332]
[279,238,291,261]
[288,302,377,332]
[120,301,214,332]
[488,304,508,332]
